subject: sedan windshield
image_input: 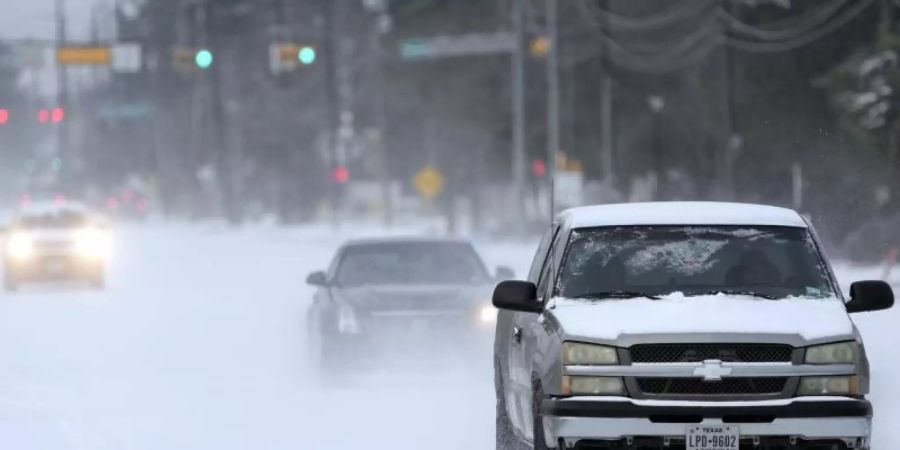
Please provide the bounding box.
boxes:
[335,242,490,286]
[17,210,88,229]
[558,226,835,300]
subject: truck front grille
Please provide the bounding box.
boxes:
[636,377,788,396]
[629,343,793,363]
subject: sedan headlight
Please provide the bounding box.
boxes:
[798,376,860,396]
[562,342,619,365]
[805,342,857,364]
[478,305,497,323]
[74,228,111,260]
[6,232,34,261]
[562,376,625,395]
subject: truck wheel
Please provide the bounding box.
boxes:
[532,381,554,450]
[90,274,105,290]
[4,277,17,292]
[496,363,527,450]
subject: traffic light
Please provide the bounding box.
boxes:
[51,107,65,123]
[0,109,8,125]
[298,46,316,65]
[333,166,350,184]
[195,49,213,69]
[38,109,50,124]
[270,44,318,74]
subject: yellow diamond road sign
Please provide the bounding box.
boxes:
[414,166,444,200]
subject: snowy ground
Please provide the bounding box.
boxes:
[0,223,895,449]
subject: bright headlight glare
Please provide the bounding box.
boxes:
[798,376,859,396]
[479,305,497,323]
[337,305,361,335]
[805,342,857,364]
[562,376,625,395]
[7,232,34,260]
[74,228,111,259]
[562,342,618,365]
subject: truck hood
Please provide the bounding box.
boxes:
[547,293,855,345]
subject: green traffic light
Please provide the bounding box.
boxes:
[195,49,213,69]
[298,46,316,65]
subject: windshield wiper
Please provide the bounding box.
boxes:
[574,291,661,300]
[688,289,779,300]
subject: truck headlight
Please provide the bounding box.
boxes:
[562,342,618,365]
[562,376,625,395]
[74,228,111,260]
[798,376,860,396]
[7,232,34,261]
[805,342,857,364]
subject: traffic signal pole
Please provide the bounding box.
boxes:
[546,0,560,220]
[511,0,527,232]
[54,0,71,181]
[206,0,240,224]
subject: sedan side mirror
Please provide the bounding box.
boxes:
[306,271,329,287]
[496,266,515,281]
[846,280,894,313]
[493,280,542,313]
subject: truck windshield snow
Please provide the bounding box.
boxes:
[558,226,835,300]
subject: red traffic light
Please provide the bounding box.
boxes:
[532,159,547,177]
[333,166,350,184]
[0,109,8,124]
[38,109,50,123]
[51,107,65,123]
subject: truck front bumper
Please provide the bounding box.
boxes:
[541,397,871,449]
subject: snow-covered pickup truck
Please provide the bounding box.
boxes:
[493,202,894,450]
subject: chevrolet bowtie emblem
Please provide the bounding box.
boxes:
[693,359,733,382]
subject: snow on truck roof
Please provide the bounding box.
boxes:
[560,202,807,229]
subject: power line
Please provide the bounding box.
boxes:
[727,0,875,52]
[567,0,875,74]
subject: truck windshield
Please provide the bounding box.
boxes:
[558,226,835,300]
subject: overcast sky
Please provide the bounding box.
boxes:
[0,0,93,41]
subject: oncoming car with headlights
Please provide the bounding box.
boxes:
[306,237,511,373]
[3,202,111,291]
[493,202,894,450]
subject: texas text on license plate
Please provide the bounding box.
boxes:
[686,425,739,450]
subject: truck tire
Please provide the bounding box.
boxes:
[4,277,17,292]
[532,380,554,450]
[496,363,527,450]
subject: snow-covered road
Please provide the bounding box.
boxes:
[0,224,895,449]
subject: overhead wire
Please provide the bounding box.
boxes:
[727,0,876,53]
[564,0,876,73]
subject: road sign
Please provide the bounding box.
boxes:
[57,47,111,65]
[413,166,444,200]
[400,32,516,60]
[111,43,142,73]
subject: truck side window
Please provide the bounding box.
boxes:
[527,225,559,284]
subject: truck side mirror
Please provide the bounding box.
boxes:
[493,280,542,313]
[846,280,894,313]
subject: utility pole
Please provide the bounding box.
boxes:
[546,0,560,219]
[323,0,341,229]
[364,1,393,227]
[511,0,527,227]
[721,1,740,201]
[206,0,240,224]
[598,0,615,186]
[54,0,70,179]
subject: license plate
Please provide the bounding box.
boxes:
[686,425,739,450]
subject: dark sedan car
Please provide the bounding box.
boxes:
[306,237,512,374]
